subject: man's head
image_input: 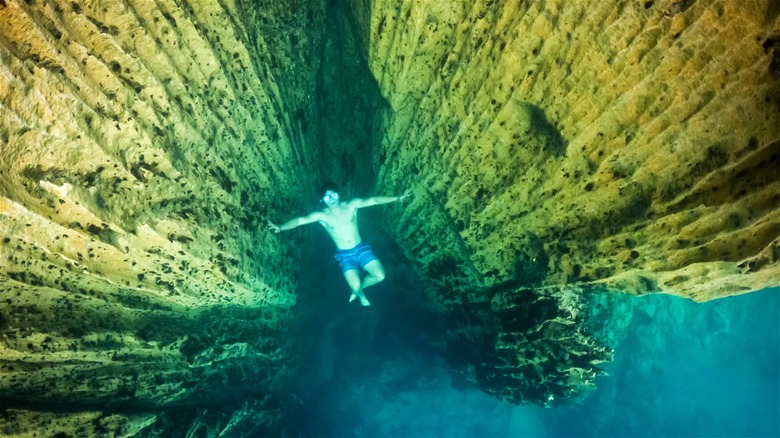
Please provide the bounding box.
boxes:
[319,181,340,207]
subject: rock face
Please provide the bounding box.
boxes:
[1,0,778,434]
[364,0,780,302]
[478,286,613,405]
[358,0,779,405]
[1,0,326,434]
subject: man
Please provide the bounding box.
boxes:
[268,183,411,306]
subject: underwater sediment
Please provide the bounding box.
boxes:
[1,0,778,434]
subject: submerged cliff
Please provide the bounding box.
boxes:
[1,0,778,435]
[366,0,779,301]
[358,0,779,407]
[0,0,326,434]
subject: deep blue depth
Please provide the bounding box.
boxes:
[305,286,780,437]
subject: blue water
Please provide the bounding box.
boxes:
[309,287,779,437]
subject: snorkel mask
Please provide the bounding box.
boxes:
[322,190,339,205]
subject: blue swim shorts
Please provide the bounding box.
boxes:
[334,242,378,273]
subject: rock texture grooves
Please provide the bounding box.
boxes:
[357,0,779,403]
[479,286,612,405]
[367,0,780,302]
[1,0,325,435]
[1,0,779,433]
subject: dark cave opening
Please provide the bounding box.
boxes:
[312,0,387,197]
[1,0,779,436]
[281,0,453,433]
[286,212,447,435]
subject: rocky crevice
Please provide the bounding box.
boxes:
[1,0,779,435]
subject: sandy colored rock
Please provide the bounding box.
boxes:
[1,0,325,434]
[361,0,779,302]
[1,0,779,432]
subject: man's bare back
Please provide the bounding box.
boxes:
[268,184,410,306]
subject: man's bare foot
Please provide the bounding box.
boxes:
[349,293,371,306]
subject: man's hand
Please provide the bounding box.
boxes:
[399,189,412,202]
[267,220,281,233]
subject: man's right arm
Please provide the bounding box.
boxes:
[268,212,321,233]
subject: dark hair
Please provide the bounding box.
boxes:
[319,181,340,198]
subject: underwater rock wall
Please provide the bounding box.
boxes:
[478,286,612,405]
[440,282,614,406]
[0,0,324,434]
[365,0,780,302]
[1,0,779,430]
[353,0,780,404]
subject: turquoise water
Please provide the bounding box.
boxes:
[304,286,779,437]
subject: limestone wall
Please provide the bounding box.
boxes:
[1,0,779,432]
[366,0,780,303]
[0,0,324,434]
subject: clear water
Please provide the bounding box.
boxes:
[304,286,779,437]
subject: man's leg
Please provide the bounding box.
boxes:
[343,269,370,306]
[360,259,386,290]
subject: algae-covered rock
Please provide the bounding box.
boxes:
[367,0,780,302]
[1,0,778,433]
[1,0,324,434]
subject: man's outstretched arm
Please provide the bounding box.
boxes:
[267,212,321,233]
[351,189,411,208]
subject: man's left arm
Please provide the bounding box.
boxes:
[352,189,411,208]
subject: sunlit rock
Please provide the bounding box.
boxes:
[367,0,779,302]
[1,0,324,434]
[362,0,779,404]
[1,0,778,433]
